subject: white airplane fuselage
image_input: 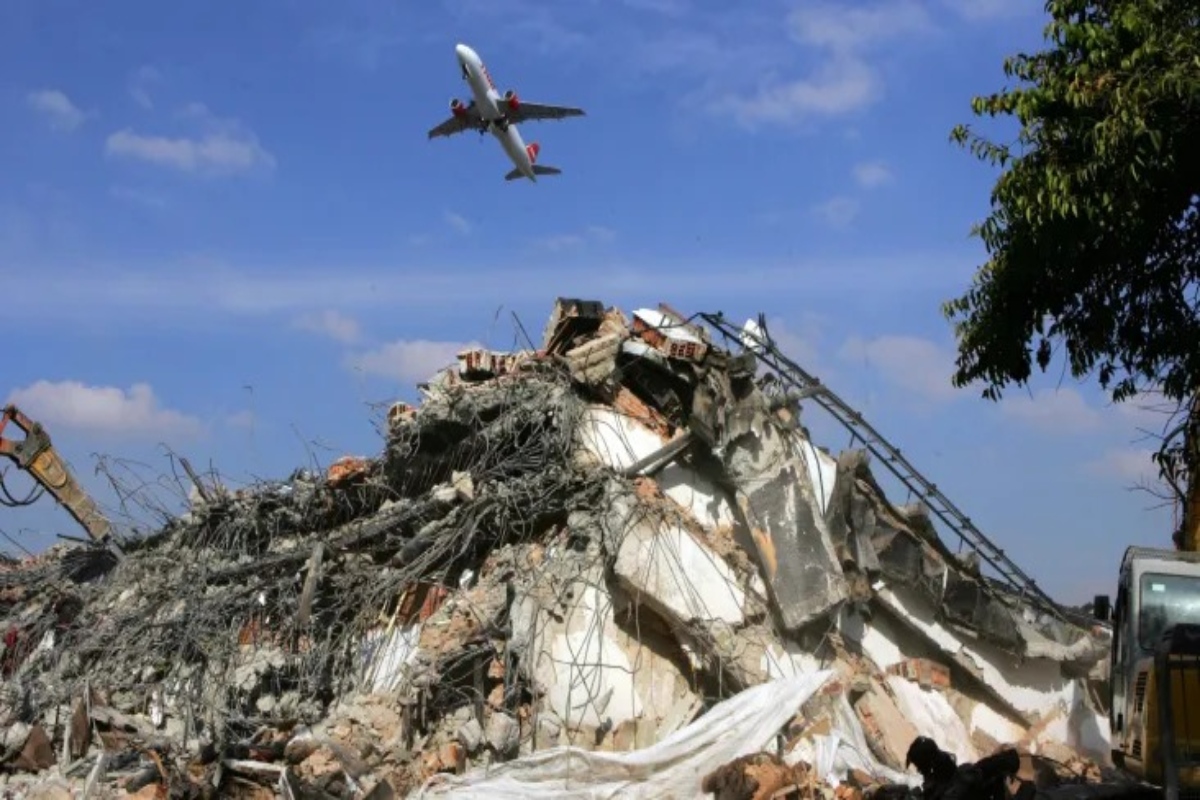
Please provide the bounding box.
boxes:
[455,43,538,181]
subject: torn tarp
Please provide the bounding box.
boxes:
[413,671,833,799]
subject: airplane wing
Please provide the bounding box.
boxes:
[427,105,482,139]
[508,102,586,125]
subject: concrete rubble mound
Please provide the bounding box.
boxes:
[0,299,1120,798]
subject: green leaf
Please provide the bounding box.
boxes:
[946,0,1200,428]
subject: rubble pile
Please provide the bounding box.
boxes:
[0,299,1115,798]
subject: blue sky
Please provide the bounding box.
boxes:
[0,0,1177,603]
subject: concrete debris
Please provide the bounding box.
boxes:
[0,297,1116,798]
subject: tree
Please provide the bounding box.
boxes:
[946,0,1200,547]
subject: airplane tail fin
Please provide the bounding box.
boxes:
[526,142,540,162]
[504,164,562,181]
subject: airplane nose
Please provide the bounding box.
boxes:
[455,43,474,63]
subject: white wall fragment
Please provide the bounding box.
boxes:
[871,583,1112,758]
[794,433,838,518]
[360,625,422,695]
[516,571,696,737]
[886,676,978,764]
[969,703,1025,747]
[656,461,737,530]
[760,642,824,681]
[575,406,665,472]
[613,513,746,627]
[839,606,907,671]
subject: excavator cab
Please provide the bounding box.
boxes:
[0,404,123,558]
[1110,546,1200,798]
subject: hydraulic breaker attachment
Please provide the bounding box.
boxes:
[0,404,123,559]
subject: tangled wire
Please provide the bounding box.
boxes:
[0,369,600,751]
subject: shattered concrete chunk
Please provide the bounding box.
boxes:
[542,297,605,354]
[565,332,625,388]
[456,718,484,754]
[723,405,848,632]
[606,486,746,627]
[485,712,519,757]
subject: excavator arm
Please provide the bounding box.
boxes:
[0,404,123,559]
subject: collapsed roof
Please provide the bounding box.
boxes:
[0,299,1112,798]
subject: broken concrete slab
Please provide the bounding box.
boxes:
[606,487,747,627]
[722,402,848,633]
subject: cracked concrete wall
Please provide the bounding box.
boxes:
[508,547,698,748]
[723,408,848,633]
[574,405,667,473]
[862,582,1111,762]
[605,490,748,627]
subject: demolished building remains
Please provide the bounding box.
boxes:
[0,299,1117,798]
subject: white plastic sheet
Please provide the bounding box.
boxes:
[413,670,834,799]
[788,693,920,789]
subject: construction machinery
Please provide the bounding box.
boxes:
[0,403,123,559]
[1105,546,1200,798]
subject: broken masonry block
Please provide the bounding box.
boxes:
[327,456,370,487]
[565,332,624,388]
[632,308,709,363]
[486,712,520,758]
[542,297,605,355]
[725,418,848,632]
[886,658,952,691]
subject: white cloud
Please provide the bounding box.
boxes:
[762,315,834,377]
[225,410,256,430]
[3,251,978,323]
[789,1,933,50]
[724,56,878,127]
[812,196,860,228]
[27,89,86,132]
[293,309,362,344]
[1085,448,1161,486]
[585,225,617,241]
[530,225,616,252]
[6,381,203,440]
[1109,392,1182,439]
[717,1,938,128]
[104,105,275,176]
[633,29,769,76]
[721,1,932,127]
[345,339,482,385]
[128,65,162,109]
[444,0,587,57]
[620,0,689,15]
[444,211,472,235]
[939,0,1036,21]
[838,334,960,402]
[105,130,273,175]
[1000,387,1104,433]
[109,186,167,209]
[853,160,893,188]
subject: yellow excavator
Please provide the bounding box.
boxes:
[0,403,123,559]
[1104,546,1200,798]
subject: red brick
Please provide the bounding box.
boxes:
[886,657,951,691]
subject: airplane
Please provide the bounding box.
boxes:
[427,43,586,182]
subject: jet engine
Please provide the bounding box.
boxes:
[504,90,520,110]
[450,98,467,117]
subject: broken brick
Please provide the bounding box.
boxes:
[327,455,371,486]
[886,658,952,690]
